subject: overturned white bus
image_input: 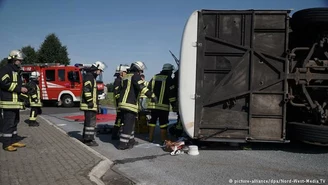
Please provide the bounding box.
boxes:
[179,8,328,145]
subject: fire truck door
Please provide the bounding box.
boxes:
[67,70,81,94]
[44,69,61,100]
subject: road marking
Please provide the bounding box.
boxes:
[56,124,67,126]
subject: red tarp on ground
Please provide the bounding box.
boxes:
[64,114,116,123]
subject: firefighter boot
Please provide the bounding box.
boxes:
[117,142,130,150]
[28,120,37,127]
[111,126,120,140]
[128,138,139,149]
[160,129,168,143]
[84,140,99,147]
[4,145,17,152]
[11,142,26,148]
[148,126,155,142]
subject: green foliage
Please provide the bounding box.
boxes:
[3,33,70,67]
[0,58,8,68]
[99,92,115,107]
[21,45,38,64]
[38,33,70,65]
[106,83,114,92]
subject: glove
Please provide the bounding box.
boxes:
[151,96,158,104]
[88,102,94,108]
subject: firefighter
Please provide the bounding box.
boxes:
[147,63,177,143]
[80,61,106,146]
[169,69,183,138]
[117,61,157,150]
[112,64,130,140]
[0,50,28,151]
[139,74,148,111]
[26,71,42,127]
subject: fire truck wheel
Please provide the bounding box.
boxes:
[61,95,74,107]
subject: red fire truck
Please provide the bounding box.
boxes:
[20,63,107,107]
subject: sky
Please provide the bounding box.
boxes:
[0,0,327,84]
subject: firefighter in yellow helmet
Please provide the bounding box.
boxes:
[147,63,177,143]
[0,50,28,152]
[112,64,130,140]
[26,71,42,126]
[80,61,107,146]
[117,61,157,150]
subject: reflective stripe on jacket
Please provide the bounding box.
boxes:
[80,73,98,111]
[118,72,154,113]
[147,72,176,111]
[27,81,42,107]
[0,64,24,109]
[113,77,121,109]
[140,81,149,98]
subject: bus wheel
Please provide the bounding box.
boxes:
[287,122,328,146]
[62,95,74,107]
[291,8,328,33]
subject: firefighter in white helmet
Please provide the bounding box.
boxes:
[80,61,107,146]
[112,64,130,140]
[147,63,177,143]
[0,50,28,152]
[26,71,42,126]
[117,61,158,150]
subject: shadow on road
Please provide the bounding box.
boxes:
[67,131,83,141]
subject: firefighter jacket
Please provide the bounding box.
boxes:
[113,76,122,108]
[139,81,149,98]
[147,71,176,111]
[26,80,42,107]
[118,72,155,113]
[80,72,98,111]
[0,63,24,109]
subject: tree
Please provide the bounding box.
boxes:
[37,33,70,65]
[21,45,38,64]
[106,83,114,92]
[0,58,7,68]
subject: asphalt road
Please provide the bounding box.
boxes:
[30,107,328,185]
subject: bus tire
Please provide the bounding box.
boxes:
[291,8,328,33]
[287,122,328,145]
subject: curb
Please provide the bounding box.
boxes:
[39,115,112,185]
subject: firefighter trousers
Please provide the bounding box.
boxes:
[29,107,40,122]
[112,111,122,138]
[1,109,20,149]
[119,110,136,145]
[83,110,97,141]
[149,109,169,129]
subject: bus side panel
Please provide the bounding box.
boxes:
[195,10,289,142]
